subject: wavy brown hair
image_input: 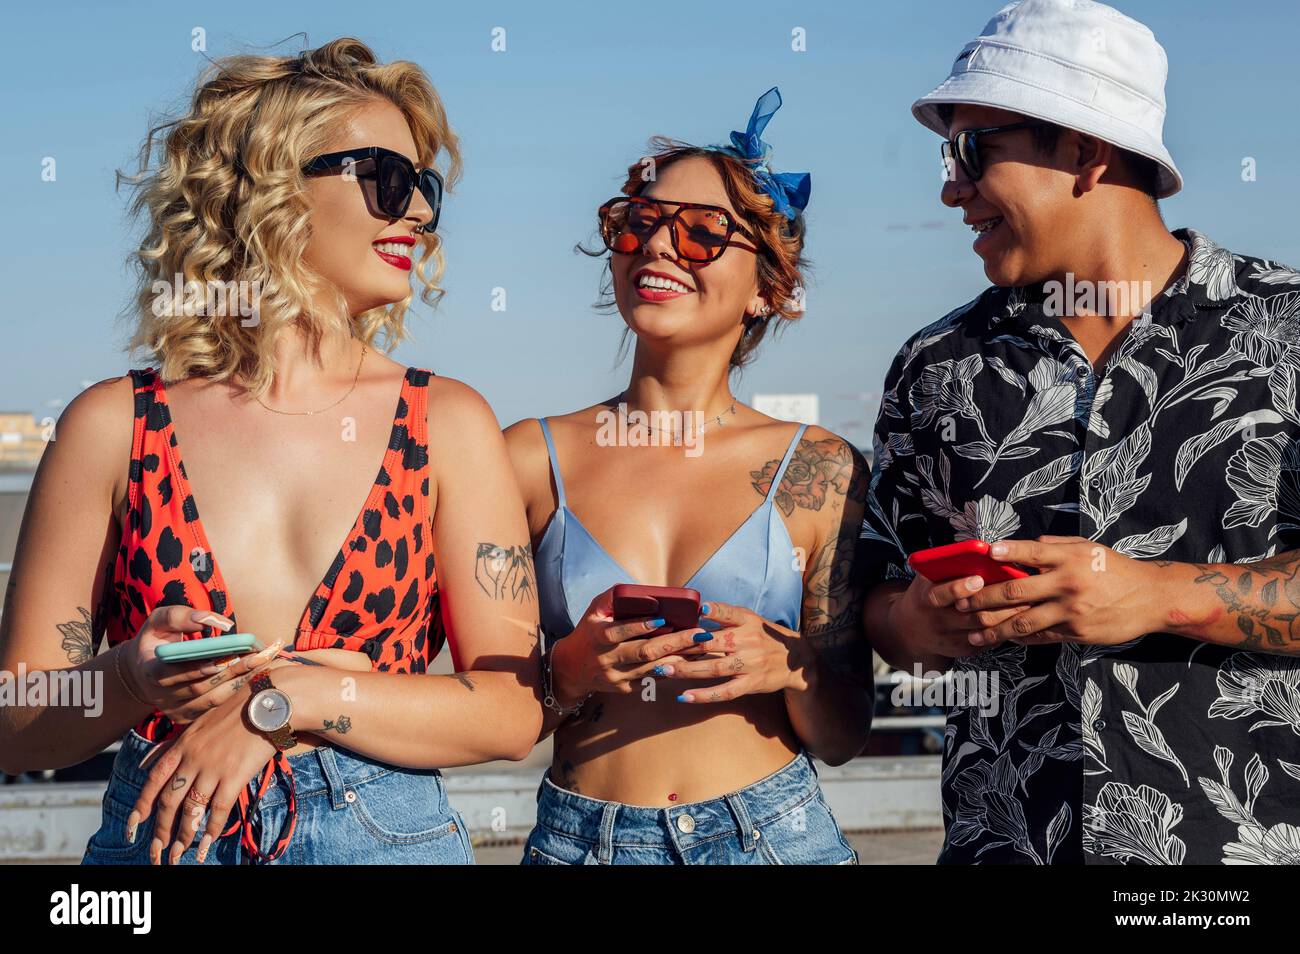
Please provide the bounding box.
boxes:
[118,37,463,394]
[585,137,809,372]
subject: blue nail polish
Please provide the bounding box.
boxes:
[652,666,666,677]
[649,617,666,628]
[693,631,713,643]
[676,693,690,702]
[700,603,711,614]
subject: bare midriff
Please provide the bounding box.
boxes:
[551,676,801,806]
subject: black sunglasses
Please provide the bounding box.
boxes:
[598,196,758,264]
[941,120,1049,182]
[303,146,444,234]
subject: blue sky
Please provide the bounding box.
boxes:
[2,0,1297,445]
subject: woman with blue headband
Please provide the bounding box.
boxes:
[505,88,875,864]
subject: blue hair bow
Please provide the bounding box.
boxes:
[705,87,811,221]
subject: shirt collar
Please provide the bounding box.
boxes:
[985,228,1244,333]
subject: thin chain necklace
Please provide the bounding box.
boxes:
[615,389,739,435]
[255,345,368,416]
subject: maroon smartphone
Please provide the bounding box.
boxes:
[907,539,1032,585]
[611,584,702,634]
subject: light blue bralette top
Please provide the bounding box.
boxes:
[533,418,808,643]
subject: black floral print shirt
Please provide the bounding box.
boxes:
[862,228,1300,864]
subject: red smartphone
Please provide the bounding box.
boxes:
[907,540,1031,585]
[611,584,702,634]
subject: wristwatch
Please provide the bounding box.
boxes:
[245,672,297,751]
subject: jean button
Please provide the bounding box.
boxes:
[344,790,357,803]
[676,813,696,834]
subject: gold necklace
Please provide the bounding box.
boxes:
[615,390,739,435]
[255,345,368,416]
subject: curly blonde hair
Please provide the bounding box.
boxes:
[119,37,462,394]
[585,136,809,372]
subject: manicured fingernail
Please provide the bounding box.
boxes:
[125,812,139,844]
[648,618,665,629]
[150,838,162,865]
[676,693,692,702]
[966,576,983,591]
[659,664,674,677]
[169,841,184,865]
[692,631,713,643]
[700,603,711,614]
[196,834,212,864]
[990,543,1007,557]
[652,665,666,677]
[191,611,234,631]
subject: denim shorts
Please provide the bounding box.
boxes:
[82,729,475,865]
[522,750,858,865]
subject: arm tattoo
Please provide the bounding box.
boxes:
[322,715,352,734]
[803,532,874,686]
[528,623,542,649]
[282,653,325,667]
[474,542,537,602]
[1179,553,1300,650]
[798,440,874,686]
[751,437,868,518]
[452,672,476,692]
[57,607,97,665]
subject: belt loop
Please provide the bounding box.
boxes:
[317,746,348,809]
[726,793,758,852]
[596,802,618,864]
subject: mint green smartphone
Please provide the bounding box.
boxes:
[155,632,263,664]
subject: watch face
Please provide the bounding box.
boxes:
[249,689,291,732]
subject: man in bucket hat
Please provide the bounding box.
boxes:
[862,0,1300,864]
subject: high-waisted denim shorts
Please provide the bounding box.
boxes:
[81,728,475,865]
[522,750,858,865]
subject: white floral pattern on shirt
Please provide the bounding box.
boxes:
[863,229,1300,864]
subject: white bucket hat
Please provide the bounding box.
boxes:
[912,0,1182,198]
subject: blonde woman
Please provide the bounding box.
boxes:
[0,38,542,864]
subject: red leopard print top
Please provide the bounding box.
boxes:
[102,366,446,860]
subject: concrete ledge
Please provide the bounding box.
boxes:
[0,783,106,862]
